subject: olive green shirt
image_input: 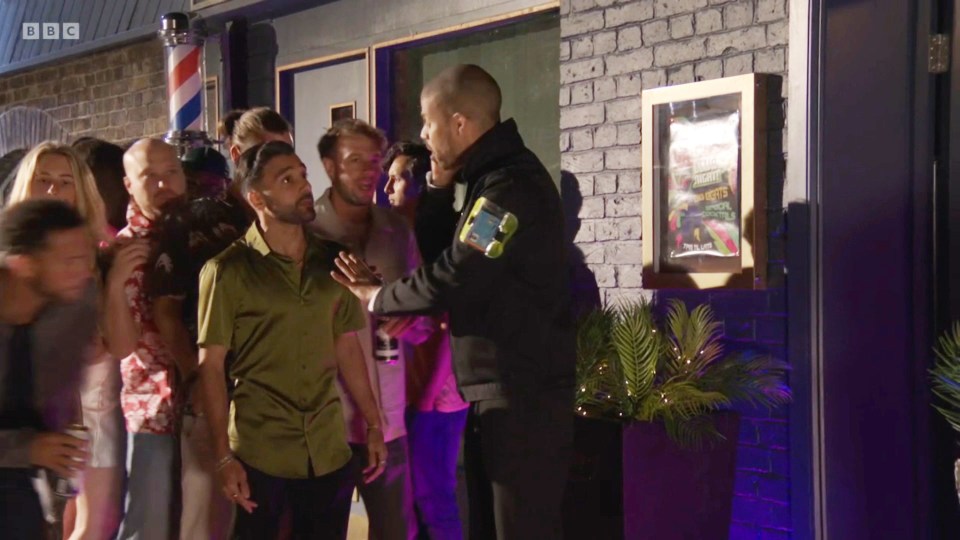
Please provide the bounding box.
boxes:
[197,224,365,479]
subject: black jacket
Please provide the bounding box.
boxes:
[374,119,575,401]
[414,182,459,265]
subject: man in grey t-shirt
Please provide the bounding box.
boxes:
[0,200,99,539]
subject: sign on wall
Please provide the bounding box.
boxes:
[641,73,769,290]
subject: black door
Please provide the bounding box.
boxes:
[934,0,960,535]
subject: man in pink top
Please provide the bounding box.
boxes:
[114,138,187,540]
[384,141,469,540]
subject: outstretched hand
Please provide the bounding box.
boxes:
[330,252,382,308]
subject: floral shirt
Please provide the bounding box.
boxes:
[116,202,175,435]
[147,194,250,340]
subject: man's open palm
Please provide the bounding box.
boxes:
[331,252,382,307]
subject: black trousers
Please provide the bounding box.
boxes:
[464,388,575,540]
[349,438,414,540]
[233,460,354,540]
[0,468,45,540]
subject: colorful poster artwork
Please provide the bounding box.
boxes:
[664,110,741,263]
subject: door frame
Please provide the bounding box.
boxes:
[274,48,370,131]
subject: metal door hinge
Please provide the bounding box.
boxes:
[930,34,950,74]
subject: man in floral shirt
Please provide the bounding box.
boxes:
[114,138,187,540]
[148,146,249,539]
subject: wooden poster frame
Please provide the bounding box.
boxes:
[641,73,769,289]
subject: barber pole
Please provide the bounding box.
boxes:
[168,44,202,131]
[158,12,210,156]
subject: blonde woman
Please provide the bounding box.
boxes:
[7,142,147,540]
[8,142,112,245]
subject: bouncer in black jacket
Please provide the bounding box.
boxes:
[334,64,574,540]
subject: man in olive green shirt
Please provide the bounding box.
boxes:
[197,141,387,540]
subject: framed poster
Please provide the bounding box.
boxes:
[330,101,356,125]
[641,73,769,289]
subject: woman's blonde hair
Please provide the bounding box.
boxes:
[7,141,111,243]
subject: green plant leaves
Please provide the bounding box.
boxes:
[574,298,792,448]
[612,302,660,417]
[930,321,960,434]
[665,300,723,377]
[699,351,792,411]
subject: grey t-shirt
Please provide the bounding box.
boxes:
[0,282,98,468]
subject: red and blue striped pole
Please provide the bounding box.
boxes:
[159,13,209,156]
[167,43,202,132]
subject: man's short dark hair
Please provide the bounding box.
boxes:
[317,119,387,161]
[235,141,297,194]
[383,141,431,189]
[0,199,86,258]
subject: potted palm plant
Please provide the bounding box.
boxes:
[564,299,791,539]
[929,321,960,504]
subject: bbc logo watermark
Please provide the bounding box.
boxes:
[22,23,80,40]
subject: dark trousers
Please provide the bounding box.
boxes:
[0,468,45,539]
[464,389,574,540]
[349,437,414,540]
[406,407,468,540]
[233,461,354,540]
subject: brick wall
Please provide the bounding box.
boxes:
[559,0,791,538]
[0,39,168,144]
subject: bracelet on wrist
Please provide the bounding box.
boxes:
[366,424,381,432]
[215,453,235,472]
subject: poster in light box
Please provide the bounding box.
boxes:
[657,94,742,274]
[641,73,769,290]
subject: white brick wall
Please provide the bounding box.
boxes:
[605,2,654,27]
[559,1,791,536]
[560,0,788,305]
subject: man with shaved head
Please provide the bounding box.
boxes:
[114,138,186,540]
[333,64,575,539]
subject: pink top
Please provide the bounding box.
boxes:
[407,316,468,413]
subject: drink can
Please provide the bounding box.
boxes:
[53,423,88,498]
[374,319,400,364]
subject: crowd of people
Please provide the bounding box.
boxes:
[0,64,575,540]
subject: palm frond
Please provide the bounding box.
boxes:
[574,300,791,448]
[700,351,792,411]
[612,301,660,415]
[930,321,960,435]
[935,321,960,364]
[575,308,626,418]
[663,300,724,378]
[576,307,614,376]
[636,380,730,423]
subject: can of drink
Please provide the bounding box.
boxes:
[373,319,400,364]
[53,423,88,498]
